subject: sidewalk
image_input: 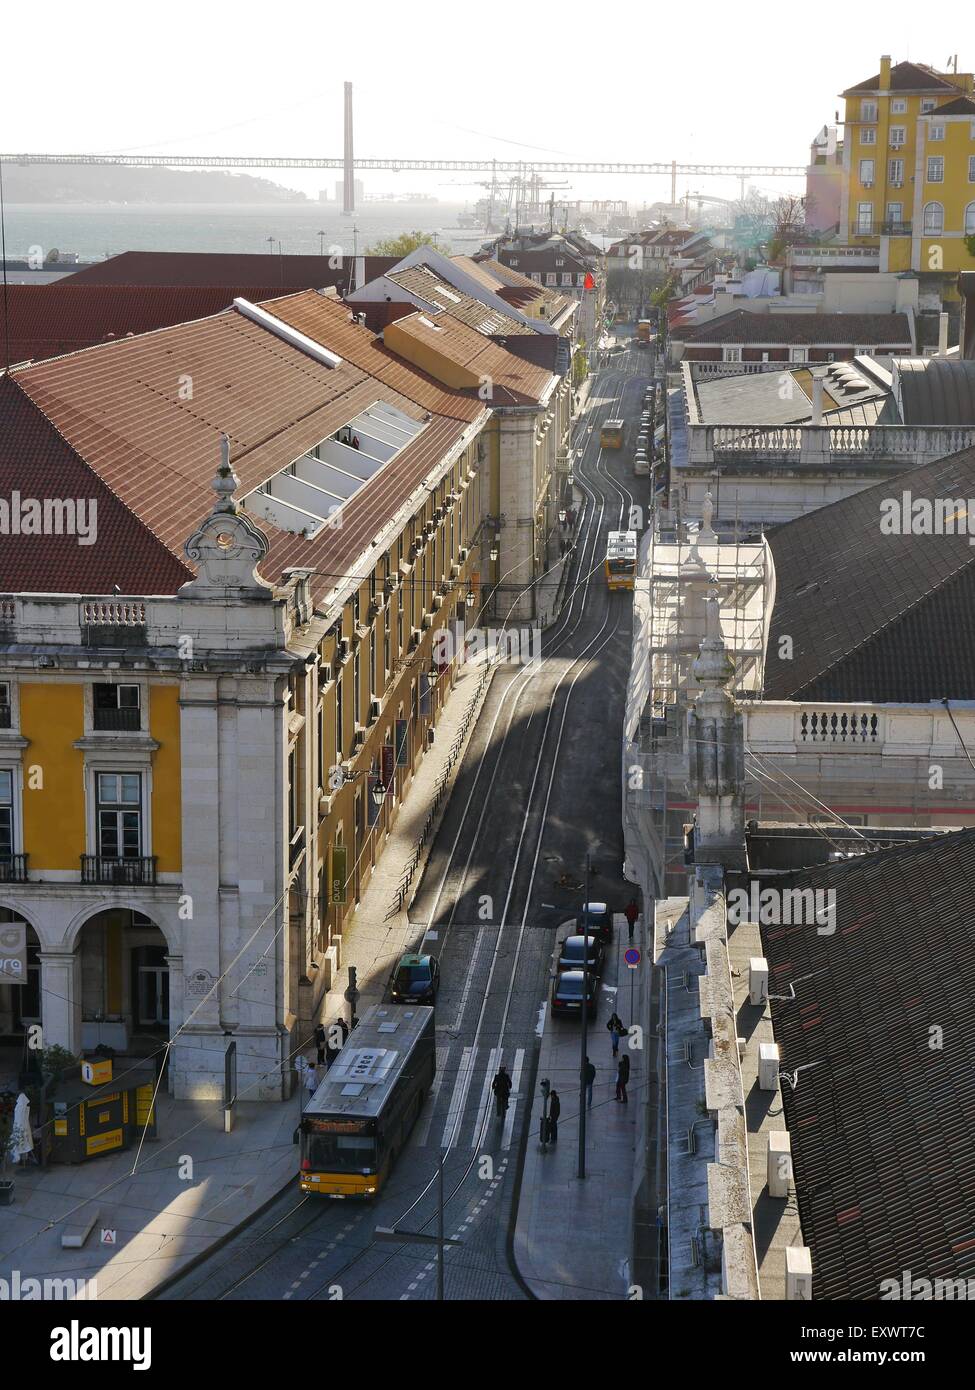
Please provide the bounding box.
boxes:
[514,911,649,1300]
[0,659,494,1301]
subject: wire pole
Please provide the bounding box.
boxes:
[578,852,592,1180]
[437,1145,445,1301]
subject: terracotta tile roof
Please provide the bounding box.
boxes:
[760,825,975,1300]
[841,60,962,96]
[5,299,480,603]
[67,250,398,291]
[764,444,975,701]
[0,374,191,594]
[385,266,534,335]
[0,283,285,365]
[386,311,553,405]
[678,309,913,347]
[253,289,485,423]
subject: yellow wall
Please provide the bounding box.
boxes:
[20,683,85,871]
[844,61,975,272]
[383,321,481,389]
[149,684,181,872]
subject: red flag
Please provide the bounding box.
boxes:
[583,272,595,291]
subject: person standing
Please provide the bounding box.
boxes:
[606,1011,625,1058]
[583,1056,596,1109]
[337,1017,350,1044]
[314,1021,327,1065]
[615,1053,630,1104]
[624,898,639,941]
[547,1088,561,1144]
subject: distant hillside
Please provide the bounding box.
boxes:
[2,164,309,204]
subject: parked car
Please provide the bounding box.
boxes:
[388,952,440,1004]
[576,901,612,943]
[551,969,598,1020]
[558,933,604,975]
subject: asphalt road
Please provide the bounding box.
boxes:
[160,339,652,1303]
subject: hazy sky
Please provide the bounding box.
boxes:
[2,1,971,204]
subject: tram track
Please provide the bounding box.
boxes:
[163,345,644,1302]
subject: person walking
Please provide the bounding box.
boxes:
[547,1088,560,1144]
[606,1012,625,1058]
[492,1065,512,1119]
[615,1053,630,1104]
[583,1056,596,1110]
[337,1017,350,1044]
[314,1021,327,1065]
[303,1060,319,1103]
[624,898,639,941]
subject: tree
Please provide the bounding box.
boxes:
[365,230,437,257]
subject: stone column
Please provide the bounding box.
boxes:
[38,949,82,1054]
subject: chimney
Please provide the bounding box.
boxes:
[880,54,891,89]
[686,589,746,869]
[938,311,949,357]
[811,370,825,425]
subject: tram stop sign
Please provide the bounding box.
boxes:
[624,947,641,970]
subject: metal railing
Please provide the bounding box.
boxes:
[0,853,29,883]
[93,706,141,731]
[81,854,158,885]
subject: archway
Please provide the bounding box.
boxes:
[76,908,172,1058]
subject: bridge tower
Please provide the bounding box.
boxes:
[343,81,355,216]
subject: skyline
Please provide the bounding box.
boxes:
[1,1,971,205]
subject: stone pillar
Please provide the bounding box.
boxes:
[38,949,82,1054]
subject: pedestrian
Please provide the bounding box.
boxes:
[547,1088,560,1144]
[606,1011,625,1057]
[615,1053,630,1104]
[337,1017,350,1043]
[351,435,360,450]
[567,507,576,528]
[624,897,639,941]
[303,1060,319,1102]
[583,1056,596,1109]
[314,1020,327,1065]
[492,1065,512,1119]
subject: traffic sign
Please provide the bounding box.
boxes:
[344,987,360,1005]
[624,947,641,969]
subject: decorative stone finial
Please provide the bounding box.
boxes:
[691,587,735,691]
[212,435,240,514]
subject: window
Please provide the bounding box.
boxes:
[861,100,877,121]
[555,257,564,267]
[93,683,140,731]
[922,201,944,234]
[577,273,586,286]
[509,257,518,267]
[561,272,573,286]
[0,683,9,730]
[530,272,541,283]
[891,98,907,115]
[889,157,905,184]
[856,201,874,233]
[859,158,875,185]
[545,272,556,285]
[929,123,945,142]
[889,126,906,148]
[722,347,741,362]
[335,675,343,761]
[886,202,903,228]
[969,155,975,182]
[860,127,876,145]
[0,769,13,858]
[965,203,975,235]
[96,773,142,859]
[927,156,944,183]
[790,347,809,363]
[921,99,936,113]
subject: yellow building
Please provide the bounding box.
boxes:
[841,56,975,282]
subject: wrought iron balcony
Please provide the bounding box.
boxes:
[81,854,157,885]
[879,219,912,236]
[0,853,28,882]
[93,706,141,731]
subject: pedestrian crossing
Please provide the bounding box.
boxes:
[410,1044,526,1152]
